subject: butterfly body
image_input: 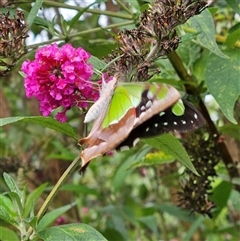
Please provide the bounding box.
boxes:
[84,77,118,123]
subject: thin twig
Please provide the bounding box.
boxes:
[43,0,133,20]
[26,156,81,239]
[115,0,133,15]
[26,20,134,51]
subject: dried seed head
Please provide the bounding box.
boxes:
[106,0,209,82]
[0,10,28,76]
[0,157,22,174]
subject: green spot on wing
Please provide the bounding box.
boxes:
[172,99,185,116]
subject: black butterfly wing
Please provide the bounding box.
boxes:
[117,99,205,149]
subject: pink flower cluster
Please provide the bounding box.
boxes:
[21,43,99,122]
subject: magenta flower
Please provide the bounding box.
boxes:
[21,43,99,122]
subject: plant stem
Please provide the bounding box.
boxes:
[43,0,133,20]
[115,0,133,15]
[26,156,81,239]
[26,20,134,50]
[158,212,169,241]
[168,51,240,192]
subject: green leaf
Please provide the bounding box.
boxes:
[0,116,78,140]
[113,152,137,193]
[143,134,198,175]
[188,10,228,59]
[0,226,19,241]
[183,216,205,241]
[99,205,129,239]
[60,15,68,36]
[0,205,18,227]
[26,0,44,27]
[46,141,76,160]
[37,203,76,232]
[192,49,210,81]
[205,50,240,124]
[37,223,107,241]
[101,228,125,241]
[154,203,195,222]
[229,189,240,211]
[113,148,151,192]
[6,192,24,216]
[219,124,240,141]
[229,22,240,35]
[68,13,82,33]
[226,27,240,48]
[33,16,50,29]
[138,216,158,236]
[129,150,175,169]
[24,216,38,228]
[0,205,16,225]
[3,173,22,198]
[61,184,100,196]
[0,195,15,216]
[89,56,107,73]
[149,77,184,89]
[208,7,219,15]
[24,183,48,218]
[225,0,240,14]
[211,181,233,218]
[0,8,17,17]
[68,1,99,33]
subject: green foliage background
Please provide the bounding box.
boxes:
[0,0,239,241]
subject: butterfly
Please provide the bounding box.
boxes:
[79,75,205,170]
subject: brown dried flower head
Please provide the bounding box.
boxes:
[107,0,208,82]
[0,10,28,76]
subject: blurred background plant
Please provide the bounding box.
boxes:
[0,0,239,241]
